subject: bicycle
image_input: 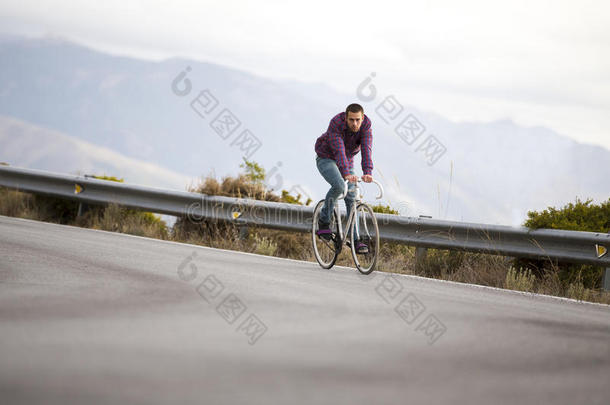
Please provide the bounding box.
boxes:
[312,178,384,274]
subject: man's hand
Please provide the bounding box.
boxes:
[362,174,373,183]
[344,174,359,183]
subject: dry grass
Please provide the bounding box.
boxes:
[0,188,38,219]
[505,267,536,292]
[87,203,169,240]
[191,175,280,202]
[1,188,168,240]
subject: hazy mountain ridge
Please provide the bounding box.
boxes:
[0,115,193,191]
[0,35,608,225]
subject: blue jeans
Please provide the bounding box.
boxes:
[316,156,359,240]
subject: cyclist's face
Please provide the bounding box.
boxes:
[346,111,363,132]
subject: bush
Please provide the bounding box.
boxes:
[372,204,399,215]
[239,158,265,184]
[518,198,609,290]
[280,189,312,206]
[524,198,609,231]
[175,158,312,243]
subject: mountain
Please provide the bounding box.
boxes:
[0,115,192,191]
[0,35,608,225]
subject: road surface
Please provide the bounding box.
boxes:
[1,215,609,404]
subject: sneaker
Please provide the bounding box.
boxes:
[316,220,332,240]
[356,241,369,254]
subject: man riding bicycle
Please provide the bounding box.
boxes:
[314,103,373,254]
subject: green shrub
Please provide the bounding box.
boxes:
[372,204,399,215]
[524,198,609,231]
[519,198,609,289]
[239,158,265,184]
[280,189,312,206]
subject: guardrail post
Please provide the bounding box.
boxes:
[601,234,610,292]
[415,247,428,267]
[603,268,610,291]
[415,215,432,270]
[239,225,249,240]
[76,174,95,218]
[77,202,88,217]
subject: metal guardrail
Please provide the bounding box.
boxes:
[1,165,609,268]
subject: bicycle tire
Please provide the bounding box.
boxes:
[312,200,340,269]
[350,203,379,274]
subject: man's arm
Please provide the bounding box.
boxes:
[327,115,350,177]
[361,117,373,176]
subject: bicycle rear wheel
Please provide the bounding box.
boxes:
[350,203,380,274]
[312,200,340,269]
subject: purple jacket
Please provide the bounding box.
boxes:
[315,112,373,177]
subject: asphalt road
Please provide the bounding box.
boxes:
[1,215,609,404]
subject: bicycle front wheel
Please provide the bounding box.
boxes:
[312,200,340,269]
[350,203,380,274]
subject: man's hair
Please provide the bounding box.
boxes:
[345,103,364,116]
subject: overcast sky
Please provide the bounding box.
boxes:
[1,0,609,150]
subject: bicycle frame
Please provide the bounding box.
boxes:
[333,179,384,246]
